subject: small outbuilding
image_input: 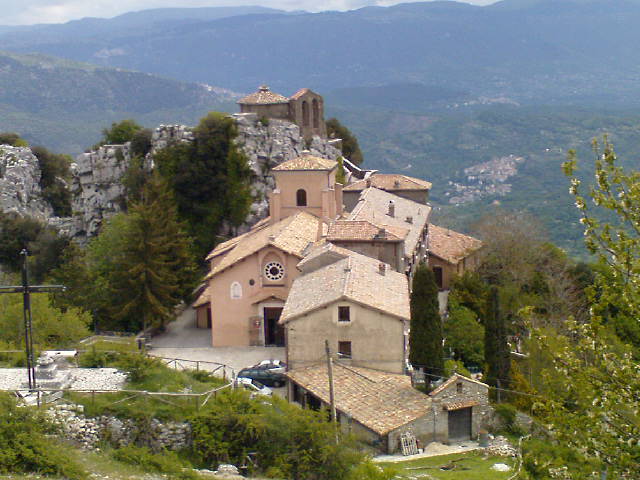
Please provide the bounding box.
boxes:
[286,364,491,453]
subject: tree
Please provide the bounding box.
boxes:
[108,174,197,332]
[409,263,444,377]
[444,298,484,367]
[484,286,510,392]
[0,132,28,147]
[31,146,72,216]
[155,112,253,259]
[326,118,364,165]
[100,119,143,145]
[527,138,640,476]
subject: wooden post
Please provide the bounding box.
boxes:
[325,340,337,423]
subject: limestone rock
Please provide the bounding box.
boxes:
[0,145,53,220]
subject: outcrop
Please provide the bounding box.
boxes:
[0,114,341,243]
[0,145,54,220]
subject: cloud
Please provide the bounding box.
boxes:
[0,0,497,25]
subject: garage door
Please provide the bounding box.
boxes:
[448,407,472,441]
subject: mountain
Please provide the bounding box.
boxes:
[0,52,235,154]
[2,0,640,105]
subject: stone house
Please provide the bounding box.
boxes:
[343,173,432,211]
[427,224,483,291]
[238,85,326,139]
[286,365,490,453]
[280,249,410,374]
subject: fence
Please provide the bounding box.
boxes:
[13,382,234,409]
[155,356,235,380]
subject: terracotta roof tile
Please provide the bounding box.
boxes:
[428,224,483,264]
[273,154,337,171]
[206,212,323,278]
[349,188,431,258]
[287,364,432,435]
[192,284,211,308]
[290,88,311,100]
[327,220,406,242]
[344,174,432,192]
[281,251,409,323]
[238,85,289,105]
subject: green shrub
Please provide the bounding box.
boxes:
[111,445,197,480]
[78,346,117,368]
[493,403,525,436]
[0,394,87,479]
[115,353,163,383]
[521,437,601,479]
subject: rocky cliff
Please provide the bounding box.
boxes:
[0,145,54,220]
[70,113,341,241]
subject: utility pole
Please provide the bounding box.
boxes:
[0,250,66,390]
[325,339,337,423]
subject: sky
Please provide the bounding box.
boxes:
[0,0,497,26]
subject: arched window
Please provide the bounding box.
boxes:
[302,100,310,127]
[296,189,307,206]
[312,98,320,128]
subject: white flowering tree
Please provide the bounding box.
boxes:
[531,139,640,477]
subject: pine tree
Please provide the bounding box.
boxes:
[111,174,197,332]
[484,286,510,391]
[409,263,444,377]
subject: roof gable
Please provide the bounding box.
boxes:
[238,85,289,105]
[273,154,337,171]
[206,212,323,278]
[428,224,483,264]
[281,252,409,323]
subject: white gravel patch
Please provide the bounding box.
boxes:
[0,367,127,391]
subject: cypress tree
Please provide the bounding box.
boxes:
[409,263,444,377]
[484,286,511,391]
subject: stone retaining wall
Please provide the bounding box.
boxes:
[48,403,191,451]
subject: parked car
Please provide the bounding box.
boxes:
[252,359,287,373]
[235,377,272,397]
[237,366,286,388]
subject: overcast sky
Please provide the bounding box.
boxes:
[0,0,497,26]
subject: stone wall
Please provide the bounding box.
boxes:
[48,403,191,451]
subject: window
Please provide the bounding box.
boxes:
[302,100,310,127]
[264,261,285,281]
[296,189,307,206]
[433,266,444,289]
[312,98,320,128]
[338,306,350,322]
[338,341,352,359]
[456,382,463,394]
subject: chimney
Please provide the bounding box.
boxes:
[376,227,386,239]
[378,263,386,275]
[405,216,413,224]
[388,200,395,217]
[394,180,400,188]
[366,178,372,188]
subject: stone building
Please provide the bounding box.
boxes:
[286,366,490,453]
[280,249,410,374]
[238,85,326,139]
[427,224,483,291]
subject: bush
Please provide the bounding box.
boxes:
[111,445,197,480]
[493,403,524,436]
[0,132,28,147]
[521,437,601,479]
[116,353,163,383]
[78,346,117,368]
[0,394,87,479]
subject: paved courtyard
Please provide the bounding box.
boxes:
[149,306,285,377]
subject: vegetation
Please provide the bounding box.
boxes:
[379,450,514,479]
[0,394,87,479]
[483,287,510,391]
[155,112,253,259]
[0,287,90,351]
[0,131,28,147]
[99,120,143,146]
[51,175,196,333]
[110,445,198,480]
[31,146,73,216]
[409,263,444,377]
[326,117,363,165]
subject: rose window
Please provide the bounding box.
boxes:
[264,262,285,281]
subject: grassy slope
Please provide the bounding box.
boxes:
[381,450,516,479]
